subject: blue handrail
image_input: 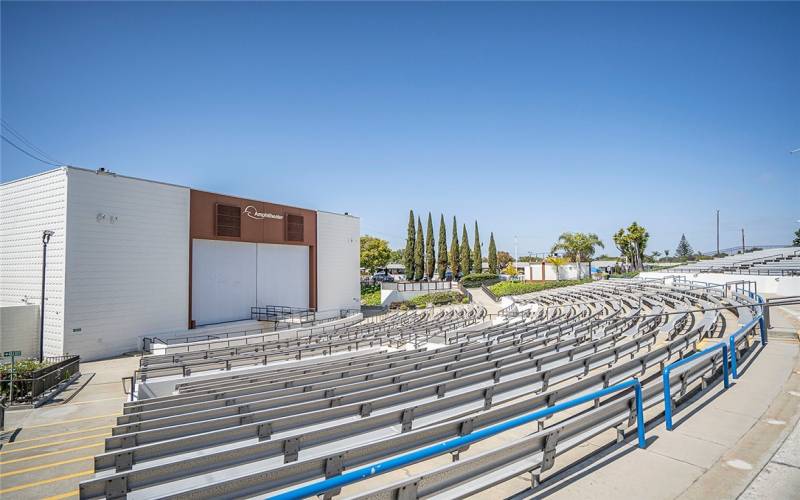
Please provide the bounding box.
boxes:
[729,316,763,379]
[268,379,646,500]
[662,341,729,431]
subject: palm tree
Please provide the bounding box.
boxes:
[545,256,569,280]
[551,232,604,279]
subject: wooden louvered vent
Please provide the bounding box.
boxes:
[215,204,241,237]
[286,214,304,242]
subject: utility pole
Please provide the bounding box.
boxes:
[741,228,745,254]
[716,210,720,257]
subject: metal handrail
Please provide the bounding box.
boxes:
[662,341,729,430]
[268,378,646,500]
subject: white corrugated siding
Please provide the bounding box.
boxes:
[316,211,360,312]
[0,168,68,358]
[63,169,190,360]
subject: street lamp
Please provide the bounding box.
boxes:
[40,230,54,361]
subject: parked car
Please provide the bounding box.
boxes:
[372,272,394,282]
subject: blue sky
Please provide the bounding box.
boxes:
[2,2,798,256]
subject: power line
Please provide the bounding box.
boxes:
[1,135,62,166]
[1,119,65,165]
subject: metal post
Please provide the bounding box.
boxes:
[716,209,720,257]
[39,230,54,362]
[741,228,745,254]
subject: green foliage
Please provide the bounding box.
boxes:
[360,236,391,273]
[414,217,425,281]
[472,221,482,274]
[676,234,693,258]
[461,296,470,304]
[425,213,435,279]
[449,216,460,277]
[613,222,649,270]
[610,271,641,279]
[437,214,448,279]
[388,248,404,264]
[488,233,498,274]
[794,228,800,247]
[460,272,500,287]
[360,284,381,306]
[497,250,514,268]
[390,300,417,310]
[404,210,416,280]
[460,224,471,277]
[501,263,517,276]
[0,358,50,378]
[409,291,465,307]
[489,278,592,297]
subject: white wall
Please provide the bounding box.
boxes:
[0,305,40,357]
[256,243,309,309]
[0,169,68,357]
[316,211,360,312]
[63,169,190,360]
[192,239,257,325]
[192,240,310,325]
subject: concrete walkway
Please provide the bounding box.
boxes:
[0,355,140,499]
[468,285,504,314]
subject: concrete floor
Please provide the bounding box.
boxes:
[0,355,140,499]
[1,306,797,500]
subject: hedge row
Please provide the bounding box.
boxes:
[390,291,468,310]
[488,278,592,297]
[460,273,501,288]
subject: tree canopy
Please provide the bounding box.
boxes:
[676,234,693,258]
[425,212,435,279]
[793,228,800,247]
[551,232,604,278]
[449,216,460,277]
[437,214,448,279]
[488,233,497,274]
[613,222,649,270]
[414,217,425,280]
[404,210,416,280]
[360,236,392,273]
[472,221,482,274]
[460,224,471,277]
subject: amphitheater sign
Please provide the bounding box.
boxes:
[242,205,284,220]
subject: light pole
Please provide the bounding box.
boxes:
[716,209,720,257]
[40,230,54,362]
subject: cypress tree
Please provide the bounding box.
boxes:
[472,221,482,274]
[404,210,415,281]
[425,213,435,279]
[449,216,460,278]
[488,232,497,274]
[414,217,425,281]
[460,224,471,277]
[437,214,448,280]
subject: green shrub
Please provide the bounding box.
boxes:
[390,300,417,310]
[0,359,50,378]
[488,278,592,297]
[610,272,640,279]
[461,296,470,304]
[361,284,382,306]
[410,291,465,307]
[460,273,500,288]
